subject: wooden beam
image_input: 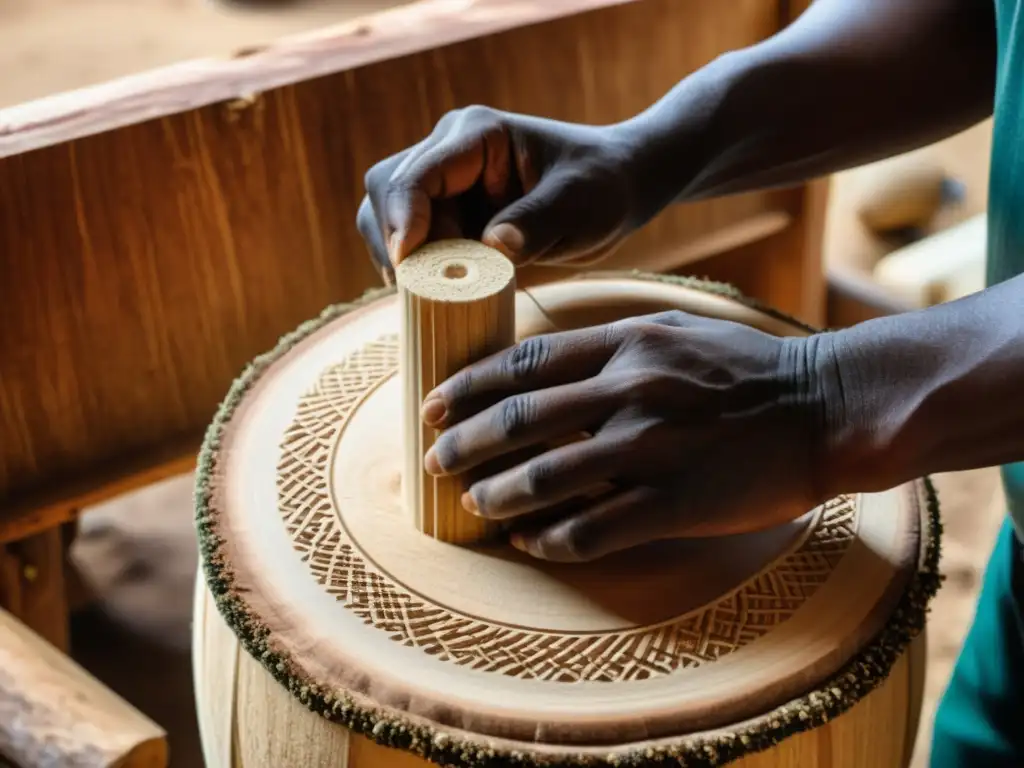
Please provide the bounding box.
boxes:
[0,605,167,768]
[0,440,199,546]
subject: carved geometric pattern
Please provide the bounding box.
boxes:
[277,334,858,683]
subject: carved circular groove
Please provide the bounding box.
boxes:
[278,333,859,683]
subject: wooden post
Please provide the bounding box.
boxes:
[0,528,69,653]
[396,240,516,544]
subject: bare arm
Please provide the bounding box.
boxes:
[809,271,1024,495]
[623,0,996,224]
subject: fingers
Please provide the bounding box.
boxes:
[361,145,414,280]
[482,161,630,266]
[423,324,623,428]
[510,485,675,563]
[360,108,517,269]
[386,126,511,264]
[356,196,394,284]
[423,378,618,477]
[462,433,625,520]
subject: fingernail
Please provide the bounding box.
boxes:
[421,397,446,426]
[509,533,528,552]
[485,223,525,261]
[461,492,479,515]
[388,232,402,264]
[423,447,443,476]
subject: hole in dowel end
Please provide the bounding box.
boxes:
[442,262,468,280]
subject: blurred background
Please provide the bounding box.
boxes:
[0,2,1003,766]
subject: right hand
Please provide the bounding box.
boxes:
[356,106,645,282]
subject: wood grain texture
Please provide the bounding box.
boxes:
[0,605,168,768]
[195,575,922,768]
[0,0,823,522]
[397,240,515,544]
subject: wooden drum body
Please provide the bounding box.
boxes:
[192,274,940,768]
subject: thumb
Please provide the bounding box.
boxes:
[482,168,590,266]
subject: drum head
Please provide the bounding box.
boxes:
[195,273,940,764]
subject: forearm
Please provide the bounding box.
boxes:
[812,273,1024,496]
[621,0,995,223]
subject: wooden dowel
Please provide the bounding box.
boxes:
[396,239,516,544]
[0,606,168,768]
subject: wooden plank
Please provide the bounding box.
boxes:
[0,0,794,512]
[0,605,168,768]
[0,0,644,158]
[0,440,199,546]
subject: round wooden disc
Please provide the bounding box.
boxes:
[197,274,937,760]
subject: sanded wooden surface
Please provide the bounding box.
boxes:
[0,0,824,528]
[0,605,167,768]
[197,275,925,763]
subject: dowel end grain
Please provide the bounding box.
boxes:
[396,240,516,545]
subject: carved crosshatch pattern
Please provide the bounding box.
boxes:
[276,335,858,683]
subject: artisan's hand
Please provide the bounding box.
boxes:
[357,106,642,282]
[420,311,837,562]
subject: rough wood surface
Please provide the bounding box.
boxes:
[0,605,168,768]
[194,574,920,768]
[397,240,515,544]
[0,0,823,527]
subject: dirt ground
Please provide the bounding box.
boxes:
[0,2,1008,767]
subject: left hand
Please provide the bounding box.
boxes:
[420,310,837,562]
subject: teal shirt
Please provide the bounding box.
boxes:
[991,0,1024,537]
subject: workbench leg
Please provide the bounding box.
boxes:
[0,527,70,653]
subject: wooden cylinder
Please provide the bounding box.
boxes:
[192,273,940,768]
[395,239,516,544]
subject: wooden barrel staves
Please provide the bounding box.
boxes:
[191,251,941,768]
